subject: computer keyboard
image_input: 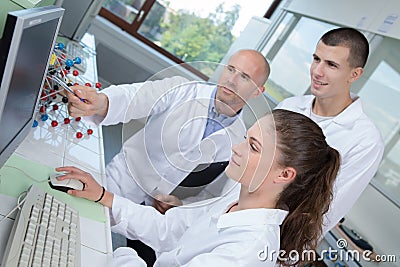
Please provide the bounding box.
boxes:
[66,41,87,74]
[1,185,80,267]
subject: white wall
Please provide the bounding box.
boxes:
[285,0,400,39]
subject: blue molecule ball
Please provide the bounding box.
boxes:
[65,59,74,67]
[41,114,49,121]
[56,42,65,50]
[74,57,82,64]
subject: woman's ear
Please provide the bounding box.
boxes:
[274,167,296,184]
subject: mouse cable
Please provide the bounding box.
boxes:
[81,243,108,254]
[0,191,27,225]
[2,165,50,183]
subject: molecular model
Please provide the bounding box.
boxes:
[33,42,102,139]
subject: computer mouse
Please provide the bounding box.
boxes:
[48,173,85,192]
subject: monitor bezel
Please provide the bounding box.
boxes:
[0,6,64,167]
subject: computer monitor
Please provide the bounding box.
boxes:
[58,0,104,41]
[0,6,64,169]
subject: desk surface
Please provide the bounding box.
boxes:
[0,33,113,266]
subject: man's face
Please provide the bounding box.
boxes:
[216,51,264,113]
[310,41,357,99]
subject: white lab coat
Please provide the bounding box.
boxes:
[109,193,288,267]
[86,76,246,203]
[276,94,384,234]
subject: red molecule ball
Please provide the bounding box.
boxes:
[95,82,102,89]
[73,82,79,86]
[63,69,68,75]
[75,117,81,122]
[85,82,92,87]
[76,132,83,139]
[39,106,46,113]
[51,120,58,127]
[40,92,48,101]
[64,118,70,124]
[72,70,79,76]
[53,104,58,111]
[87,129,93,135]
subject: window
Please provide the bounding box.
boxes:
[262,12,400,207]
[354,37,400,207]
[100,0,277,77]
[102,0,144,24]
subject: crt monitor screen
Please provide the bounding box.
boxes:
[0,6,64,167]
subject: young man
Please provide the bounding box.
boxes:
[276,27,384,234]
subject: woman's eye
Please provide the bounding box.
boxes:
[250,143,258,151]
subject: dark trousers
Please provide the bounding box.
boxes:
[127,239,156,266]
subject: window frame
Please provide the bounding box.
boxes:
[99,0,282,80]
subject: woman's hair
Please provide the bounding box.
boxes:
[272,109,340,266]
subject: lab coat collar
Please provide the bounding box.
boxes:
[195,82,218,109]
[297,93,363,128]
[215,206,288,228]
[333,95,362,127]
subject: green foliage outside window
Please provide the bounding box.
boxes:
[141,3,241,75]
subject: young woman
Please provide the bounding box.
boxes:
[56,109,340,266]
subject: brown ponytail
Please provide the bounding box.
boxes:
[271,109,340,266]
